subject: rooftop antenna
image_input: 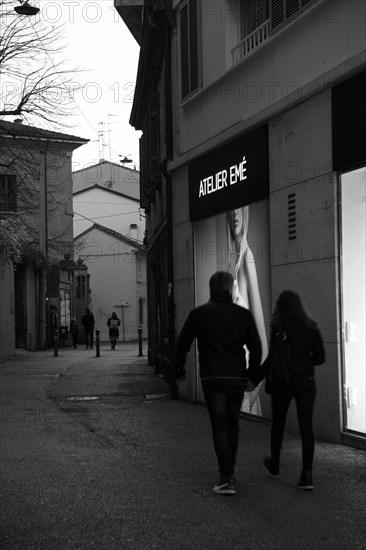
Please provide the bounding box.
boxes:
[107,114,117,163]
[98,122,108,162]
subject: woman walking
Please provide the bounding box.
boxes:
[248,290,325,490]
[107,312,121,350]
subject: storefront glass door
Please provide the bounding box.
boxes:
[341,167,366,434]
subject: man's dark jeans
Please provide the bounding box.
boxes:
[202,378,246,479]
[84,330,94,349]
[270,376,316,471]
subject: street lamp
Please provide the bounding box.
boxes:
[14,1,40,16]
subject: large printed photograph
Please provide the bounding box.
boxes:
[194,199,271,416]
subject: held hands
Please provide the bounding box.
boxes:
[176,367,186,381]
[245,378,257,392]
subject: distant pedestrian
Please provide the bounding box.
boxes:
[247,290,325,490]
[81,308,95,349]
[107,312,120,350]
[175,271,262,496]
[70,319,79,349]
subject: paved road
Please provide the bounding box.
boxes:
[0,344,365,549]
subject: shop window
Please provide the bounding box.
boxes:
[0,174,17,212]
[341,167,366,435]
[180,0,201,99]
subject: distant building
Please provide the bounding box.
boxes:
[0,120,88,358]
[74,223,147,342]
[72,161,146,342]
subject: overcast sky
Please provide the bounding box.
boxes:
[38,1,142,171]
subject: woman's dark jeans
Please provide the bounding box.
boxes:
[270,376,316,472]
[202,378,246,479]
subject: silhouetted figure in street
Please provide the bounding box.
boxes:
[81,308,95,349]
[248,290,325,490]
[70,318,79,349]
[175,271,262,496]
[107,311,121,350]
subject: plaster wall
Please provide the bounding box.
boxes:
[172,166,197,400]
[174,0,366,157]
[46,149,74,259]
[73,162,140,200]
[75,228,147,342]
[268,90,341,442]
[73,187,143,240]
[172,86,343,441]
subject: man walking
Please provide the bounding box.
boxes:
[81,308,95,350]
[175,271,262,495]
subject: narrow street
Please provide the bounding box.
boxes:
[1,344,365,550]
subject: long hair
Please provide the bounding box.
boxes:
[273,290,313,329]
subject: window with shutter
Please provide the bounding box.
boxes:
[189,1,199,92]
[256,0,268,26]
[271,0,315,31]
[233,0,317,62]
[0,174,17,212]
[271,0,285,29]
[149,93,160,183]
[286,0,300,18]
[139,134,149,209]
[180,0,200,99]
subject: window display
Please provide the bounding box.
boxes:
[194,199,271,415]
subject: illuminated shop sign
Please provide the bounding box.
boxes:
[189,125,268,221]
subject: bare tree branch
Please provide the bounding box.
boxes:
[0,0,80,127]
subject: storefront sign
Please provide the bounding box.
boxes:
[189,125,269,221]
[332,70,366,171]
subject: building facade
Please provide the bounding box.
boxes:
[74,224,147,342]
[0,120,88,358]
[118,0,366,447]
[72,161,147,342]
[73,162,142,240]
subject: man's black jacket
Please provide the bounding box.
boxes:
[175,291,262,380]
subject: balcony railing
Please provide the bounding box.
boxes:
[231,20,270,64]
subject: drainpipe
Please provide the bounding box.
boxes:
[39,150,47,349]
[161,0,177,398]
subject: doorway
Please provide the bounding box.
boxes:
[340,167,366,434]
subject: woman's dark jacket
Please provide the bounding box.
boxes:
[248,316,325,387]
[107,317,120,337]
[175,292,262,380]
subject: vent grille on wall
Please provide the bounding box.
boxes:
[287,193,297,241]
